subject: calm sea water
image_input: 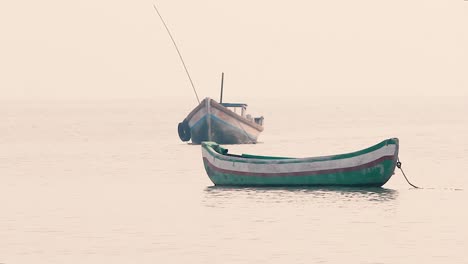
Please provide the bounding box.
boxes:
[1,96,467,264]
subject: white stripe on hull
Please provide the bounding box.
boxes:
[202,144,396,174]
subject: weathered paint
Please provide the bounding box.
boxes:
[191,116,257,144]
[183,97,263,144]
[201,138,399,187]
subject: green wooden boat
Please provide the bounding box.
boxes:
[201,138,399,187]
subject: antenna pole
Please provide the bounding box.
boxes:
[153,3,200,104]
[220,72,224,103]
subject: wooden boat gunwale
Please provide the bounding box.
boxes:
[210,100,264,131]
[202,138,399,165]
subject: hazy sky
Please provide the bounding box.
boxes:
[1,0,467,101]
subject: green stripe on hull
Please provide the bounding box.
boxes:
[204,159,396,187]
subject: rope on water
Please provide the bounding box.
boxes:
[396,158,420,188]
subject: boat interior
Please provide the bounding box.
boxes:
[210,143,292,160]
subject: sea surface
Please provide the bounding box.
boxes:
[1,96,467,264]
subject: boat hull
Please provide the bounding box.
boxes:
[191,116,258,144]
[201,138,399,187]
[183,98,263,144]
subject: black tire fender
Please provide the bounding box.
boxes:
[177,119,191,142]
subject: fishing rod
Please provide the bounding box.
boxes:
[152,3,200,104]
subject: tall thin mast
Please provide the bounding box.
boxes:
[220,72,224,103]
[153,3,200,104]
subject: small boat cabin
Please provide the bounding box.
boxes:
[221,102,264,126]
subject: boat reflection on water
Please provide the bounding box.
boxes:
[203,186,398,208]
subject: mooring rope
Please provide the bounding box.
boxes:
[153,3,200,104]
[396,157,420,188]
